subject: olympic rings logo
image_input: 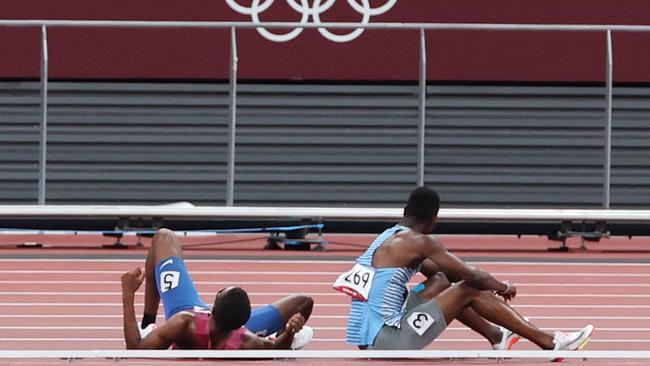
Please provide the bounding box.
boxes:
[225,0,398,43]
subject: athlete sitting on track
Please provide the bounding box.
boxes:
[121,228,314,350]
[336,186,594,358]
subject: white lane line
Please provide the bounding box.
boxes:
[3,314,649,320]
[0,338,123,341]
[2,326,649,332]
[2,270,649,277]
[2,291,650,298]
[0,259,353,264]
[528,315,650,320]
[0,338,647,343]
[1,280,649,287]
[0,270,343,275]
[0,280,329,284]
[315,327,650,332]
[0,303,648,309]
[311,339,650,343]
[486,273,650,277]
[1,259,650,266]
[1,326,119,330]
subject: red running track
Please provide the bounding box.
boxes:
[1,235,650,365]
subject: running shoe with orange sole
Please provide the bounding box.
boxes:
[551,324,595,362]
[492,326,521,351]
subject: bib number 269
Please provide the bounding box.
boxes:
[332,263,375,301]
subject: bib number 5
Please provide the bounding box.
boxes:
[160,271,180,293]
[332,263,375,301]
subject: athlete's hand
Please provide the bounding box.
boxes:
[496,281,517,302]
[284,313,305,335]
[121,267,145,294]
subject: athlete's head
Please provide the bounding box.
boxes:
[211,286,251,331]
[403,186,440,233]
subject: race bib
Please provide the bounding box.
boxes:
[332,263,375,301]
[160,271,180,293]
[407,312,434,336]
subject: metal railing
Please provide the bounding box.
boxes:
[1,20,646,206]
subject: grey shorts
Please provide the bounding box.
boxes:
[371,292,447,350]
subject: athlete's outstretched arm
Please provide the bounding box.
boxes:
[121,267,147,348]
[240,330,278,349]
[421,237,516,300]
[240,313,305,349]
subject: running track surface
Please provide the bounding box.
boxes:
[1,233,650,365]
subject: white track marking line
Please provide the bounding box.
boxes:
[3,314,649,320]
[2,258,650,266]
[1,326,648,331]
[0,303,648,308]
[0,338,647,343]
[2,291,650,298]
[309,339,650,343]
[5,313,650,320]
[1,280,649,287]
[2,270,650,277]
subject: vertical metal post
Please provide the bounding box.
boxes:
[38,25,49,205]
[417,29,427,186]
[226,27,238,206]
[603,30,613,209]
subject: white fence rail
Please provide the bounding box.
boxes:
[0,349,650,360]
[0,20,644,206]
[1,205,650,223]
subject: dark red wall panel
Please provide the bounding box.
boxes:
[0,0,648,82]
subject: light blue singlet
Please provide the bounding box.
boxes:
[345,225,421,346]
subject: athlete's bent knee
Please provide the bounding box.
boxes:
[295,294,314,314]
[153,228,176,241]
[300,294,314,307]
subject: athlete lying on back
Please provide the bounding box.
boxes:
[121,228,313,350]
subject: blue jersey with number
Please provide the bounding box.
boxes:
[345,225,421,346]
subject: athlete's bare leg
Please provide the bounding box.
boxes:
[416,273,503,345]
[268,294,314,333]
[271,294,314,323]
[434,282,555,349]
[142,228,183,326]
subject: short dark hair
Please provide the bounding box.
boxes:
[403,186,440,221]
[212,287,251,331]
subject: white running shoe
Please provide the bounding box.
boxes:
[492,316,527,351]
[291,325,314,350]
[551,324,595,362]
[492,326,521,350]
[139,323,157,339]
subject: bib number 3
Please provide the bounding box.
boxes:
[332,263,375,301]
[407,312,435,336]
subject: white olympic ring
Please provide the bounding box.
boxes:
[225,0,398,43]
